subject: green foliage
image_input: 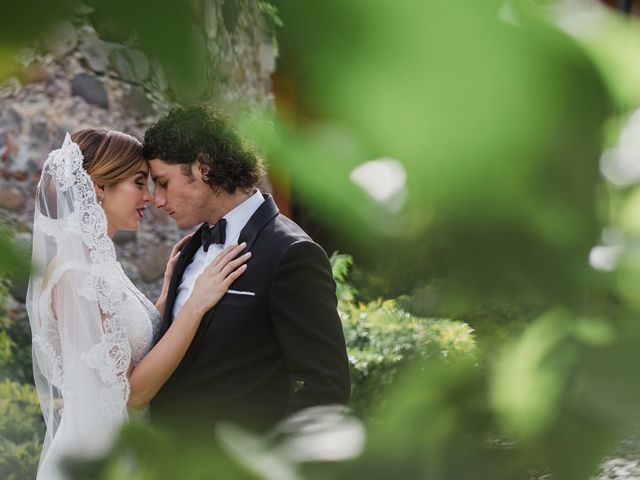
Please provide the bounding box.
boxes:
[0,0,76,78]
[0,380,43,480]
[327,358,509,480]
[0,275,33,384]
[331,252,476,417]
[64,421,259,480]
[85,0,208,102]
[0,223,36,386]
[258,0,283,45]
[0,265,43,479]
[243,0,615,308]
[0,222,30,281]
[341,254,547,353]
[0,280,11,366]
[238,1,640,477]
[400,287,547,354]
[329,252,356,304]
[341,298,476,418]
[0,311,34,385]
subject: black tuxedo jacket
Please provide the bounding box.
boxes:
[150,194,351,433]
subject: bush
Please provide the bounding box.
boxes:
[0,277,33,385]
[330,253,476,418]
[0,311,34,385]
[397,287,546,354]
[340,298,476,418]
[0,380,43,480]
[0,276,43,479]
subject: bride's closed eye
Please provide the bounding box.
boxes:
[134,173,148,188]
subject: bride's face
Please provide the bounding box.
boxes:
[101,162,152,236]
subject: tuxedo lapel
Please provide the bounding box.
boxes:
[159,224,206,337]
[238,194,279,249]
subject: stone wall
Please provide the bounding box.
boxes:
[0,0,276,303]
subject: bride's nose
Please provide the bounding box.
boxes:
[143,185,152,203]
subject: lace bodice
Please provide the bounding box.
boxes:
[115,263,161,365]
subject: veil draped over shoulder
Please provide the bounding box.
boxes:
[26,134,131,479]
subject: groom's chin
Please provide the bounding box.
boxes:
[174,217,198,230]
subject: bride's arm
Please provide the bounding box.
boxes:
[127,300,203,408]
[154,297,166,318]
[155,233,194,316]
[127,242,250,408]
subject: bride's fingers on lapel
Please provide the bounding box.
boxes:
[208,248,228,270]
[207,244,237,273]
[170,240,189,260]
[177,232,194,248]
[220,244,249,273]
[212,242,245,269]
[220,252,251,278]
[210,243,237,268]
[171,232,194,255]
[222,264,248,288]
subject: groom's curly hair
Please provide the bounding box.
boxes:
[142,105,265,194]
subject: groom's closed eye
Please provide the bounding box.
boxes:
[153,177,168,189]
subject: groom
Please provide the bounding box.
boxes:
[143,105,350,434]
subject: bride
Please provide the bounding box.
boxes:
[26,129,250,479]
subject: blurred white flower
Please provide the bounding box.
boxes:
[589,245,623,271]
[216,406,365,480]
[269,405,366,463]
[601,110,640,187]
[552,0,607,37]
[216,423,300,480]
[350,157,407,213]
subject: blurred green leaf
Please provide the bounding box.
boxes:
[245,0,614,306]
[0,225,30,281]
[84,0,209,102]
[491,309,581,441]
[65,420,261,480]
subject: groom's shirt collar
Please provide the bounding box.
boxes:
[218,188,265,247]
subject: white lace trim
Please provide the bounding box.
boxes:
[34,133,132,405]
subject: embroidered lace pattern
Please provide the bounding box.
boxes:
[32,133,132,405]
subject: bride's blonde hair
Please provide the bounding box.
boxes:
[71,128,144,188]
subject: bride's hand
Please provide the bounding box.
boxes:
[159,233,194,300]
[156,233,193,314]
[185,243,250,316]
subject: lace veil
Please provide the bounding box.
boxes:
[26,134,132,478]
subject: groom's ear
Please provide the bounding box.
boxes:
[197,161,211,184]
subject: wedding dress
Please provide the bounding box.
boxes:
[26,134,160,480]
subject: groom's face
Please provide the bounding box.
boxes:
[149,159,212,228]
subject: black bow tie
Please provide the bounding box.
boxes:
[201,218,227,252]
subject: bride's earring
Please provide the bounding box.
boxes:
[97,192,105,205]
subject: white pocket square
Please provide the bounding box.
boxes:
[227,289,256,296]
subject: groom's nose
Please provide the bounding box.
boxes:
[153,190,166,208]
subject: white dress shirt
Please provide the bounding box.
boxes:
[172,189,265,320]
